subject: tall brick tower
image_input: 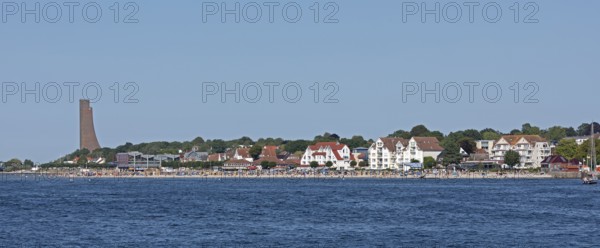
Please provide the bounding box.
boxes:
[80,99,101,151]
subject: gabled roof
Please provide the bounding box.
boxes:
[208,153,226,162]
[412,137,444,151]
[379,137,408,152]
[309,142,345,150]
[308,142,349,161]
[252,156,282,165]
[261,146,278,158]
[499,135,547,145]
[235,148,251,158]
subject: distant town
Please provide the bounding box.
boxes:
[1,100,598,177]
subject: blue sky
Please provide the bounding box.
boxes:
[1,0,599,162]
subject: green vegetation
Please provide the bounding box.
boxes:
[423,157,436,169]
[504,150,521,168]
[310,161,319,169]
[325,161,333,168]
[6,122,597,166]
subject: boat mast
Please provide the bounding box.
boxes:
[591,122,596,172]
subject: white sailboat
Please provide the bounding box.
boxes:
[583,122,598,185]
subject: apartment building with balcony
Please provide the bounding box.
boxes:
[368,137,407,170]
[368,137,444,170]
[491,135,551,168]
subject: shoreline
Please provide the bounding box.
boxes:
[1,172,565,180]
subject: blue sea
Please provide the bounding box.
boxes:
[0,176,598,247]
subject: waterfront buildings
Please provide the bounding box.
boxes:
[300,142,354,170]
[116,152,179,169]
[368,137,444,170]
[540,155,581,172]
[491,135,551,168]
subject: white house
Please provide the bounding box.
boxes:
[400,137,444,164]
[369,137,444,170]
[368,137,407,170]
[491,135,551,168]
[300,142,354,170]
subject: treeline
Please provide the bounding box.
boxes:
[43,122,600,165]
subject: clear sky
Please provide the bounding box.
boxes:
[1,0,599,163]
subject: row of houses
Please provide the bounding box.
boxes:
[111,133,571,171]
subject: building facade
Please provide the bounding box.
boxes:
[368,137,443,170]
[491,135,551,168]
[300,142,353,170]
[368,138,406,170]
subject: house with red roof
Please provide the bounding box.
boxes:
[300,142,354,170]
[233,148,253,162]
[260,146,278,158]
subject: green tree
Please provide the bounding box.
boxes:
[441,131,464,149]
[5,158,22,167]
[388,129,411,139]
[340,136,369,149]
[457,137,477,154]
[358,161,368,167]
[577,139,600,163]
[77,156,88,165]
[504,150,521,168]
[423,156,436,169]
[325,161,333,168]
[555,139,579,159]
[482,131,501,141]
[410,125,430,137]
[210,139,228,153]
[428,131,445,141]
[442,142,462,166]
[545,126,567,142]
[462,129,482,140]
[310,161,319,169]
[510,129,522,135]
[260,160,274,170]
[350,161,357,167]
[283,140,311,153]
[522,123,541,135]
[314,132,338,142]
[249,145,263,160]
[192,136,205,144]
[23,159,34,167]
[565,127,577,137]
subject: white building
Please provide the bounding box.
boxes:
[368,137,407,170]
[369,137,444,170]
[300,142,354,170]
[491,135,551,168]
[401,137,444,164]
